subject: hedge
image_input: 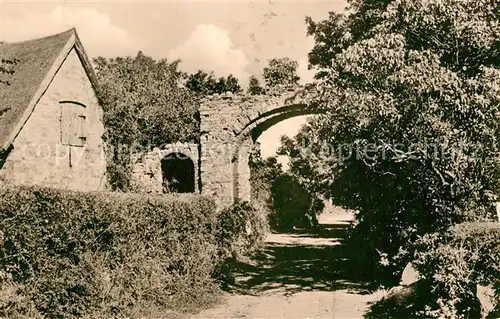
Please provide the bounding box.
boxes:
[212,201,268,289]
[0,185,223,318]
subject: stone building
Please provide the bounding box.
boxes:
[0,28,107,191]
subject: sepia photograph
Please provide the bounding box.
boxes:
[0,0,499,318]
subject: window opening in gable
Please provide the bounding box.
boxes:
[60,101,87,147]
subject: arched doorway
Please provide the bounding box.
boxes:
[161,152,195,193]
[199,86,324,208]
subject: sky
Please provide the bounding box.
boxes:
[0,0,347,160]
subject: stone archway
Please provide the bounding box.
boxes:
[199,85,323,208]
[130,143,199,194]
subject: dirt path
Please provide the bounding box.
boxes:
[191,211,385,319]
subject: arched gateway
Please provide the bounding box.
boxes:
[199,85,323,208]
[129,85,322,207]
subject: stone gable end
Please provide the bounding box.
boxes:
[0,48,107,191]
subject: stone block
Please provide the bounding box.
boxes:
[400,262,421,286]
[477,284,497,319]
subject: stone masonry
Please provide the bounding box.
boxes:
[0,48,107,191]
[199,84,323,208]
[107,85,322,209]
[130,143,199,194]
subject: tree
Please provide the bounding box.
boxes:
[248,138,324,232]
[185,70,216,96]
[249,144,283,215]
[186,70,242,96]
[306,0,500,292]
[262,57,300,88]
[94,51,199,190]
[306,0,500,78]
[277,117,332,199]
[276,118,333,229]
[246,75,265,95]
[222,74,242,94]
[305,13,351,79]
[271,174,314,231]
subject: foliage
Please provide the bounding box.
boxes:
[248,144,284,216]
[305,12,351,79]
[212,201,269,288]
[186,70,242,96]
[93,51,200,191]
[246,75,266,95]
[216,201,268,260]
[411,222,500,318]
[270,174,317,231]
[0,185,225,318]
[277,118,331,196]
[249,144,323,232]
[305,0,500,285]
[263,57,301,88]
[306,0,500,78]
[367,222,500,319]
[277,118,331,226]
[247,117,331,232]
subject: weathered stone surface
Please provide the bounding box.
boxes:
[477,284,497,319]
[0,48,106,191]
[198,85,322,209]
[130,143,199,194]
[400,262,421,286]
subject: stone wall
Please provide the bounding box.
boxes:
[199,84,320,209]
[0,48,107,191]
[130,143,199,194]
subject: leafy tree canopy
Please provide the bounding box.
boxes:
[306,0,500,78]
[247,75,266,95]
[94,51,200,190]
[186,70,242,95]
[277,117,333,199]
[303,0,500,286]
[263,57,301,88]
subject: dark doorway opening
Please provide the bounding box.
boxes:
[161,152,195,193]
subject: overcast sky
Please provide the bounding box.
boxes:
[0,0,346,159]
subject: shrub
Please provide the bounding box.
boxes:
[249,150,282,218]
[411,222,500,318]
[270,175,315,231]
[248,148,323,233]
[212,201,268,288]
[216,201,268,259]
[0,185,222,318]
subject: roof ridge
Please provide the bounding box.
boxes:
[0,28,75,45]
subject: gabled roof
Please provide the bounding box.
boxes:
[0,28,100,152]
